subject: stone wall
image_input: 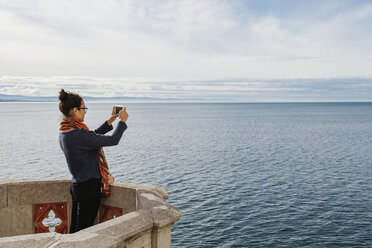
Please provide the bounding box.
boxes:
[0,180,181,248]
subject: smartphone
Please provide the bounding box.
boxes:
[114,105,123,115]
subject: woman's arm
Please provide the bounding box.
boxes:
[81,108,129,149]
[81,121,127,149]
[94,121,113,134]
[95,106,119,134]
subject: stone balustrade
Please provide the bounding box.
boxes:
[0,179,181,248]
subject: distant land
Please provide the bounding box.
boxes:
[1,94,371,103]
[0,94,204,102]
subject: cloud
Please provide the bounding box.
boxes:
[0,0,372,81]
[0,76,371,102]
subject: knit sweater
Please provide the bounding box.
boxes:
[59,120,127,183]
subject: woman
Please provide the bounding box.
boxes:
[58,89,128,233]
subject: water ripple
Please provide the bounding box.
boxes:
[0,103,371,247]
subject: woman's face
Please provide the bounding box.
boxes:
[72,100,87,122]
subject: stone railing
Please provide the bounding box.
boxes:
[0,180,181,248]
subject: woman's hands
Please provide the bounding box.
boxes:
[107,106,129,125]
[107,106,119,126]
[119,107,129,123]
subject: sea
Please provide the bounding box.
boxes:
[0,102,371,247]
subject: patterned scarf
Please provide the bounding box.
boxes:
[60,117,114,197]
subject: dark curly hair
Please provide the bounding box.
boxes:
[58,89,83,117]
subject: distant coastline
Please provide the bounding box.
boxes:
[0,94,204,103]
[0,94,371,103]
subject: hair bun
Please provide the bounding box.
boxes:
[58,89,83,116]
[58,89,70,101]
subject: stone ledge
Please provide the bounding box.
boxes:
[101,185,136,213]
[0,185,7,209]
[136,189,181,229]
[1,180,71,207]
[85,210,153,242]
[137,189,166,210]
[0,232,61,248]
[0,179,181,248]
[151,206,182,229]
[0,204,34,237]
[126,230,152,248]
[48,230,122,248]
[19,181,70,205]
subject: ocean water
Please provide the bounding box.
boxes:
[0,102,371,247]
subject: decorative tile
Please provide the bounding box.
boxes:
[99,205,123,223]
[33,202,68,234]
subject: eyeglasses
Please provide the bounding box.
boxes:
[77,107,88,113]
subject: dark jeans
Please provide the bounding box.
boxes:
[69,178,101,233]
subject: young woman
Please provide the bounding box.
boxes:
[58,89,128,233]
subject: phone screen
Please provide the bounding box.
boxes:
[114,105,123,114]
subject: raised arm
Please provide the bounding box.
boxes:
[82,107,129,149]
[82,121,127,148]
[95,106,120,134]
[94,121,113,134]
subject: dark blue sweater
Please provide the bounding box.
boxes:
[59,121,127,183]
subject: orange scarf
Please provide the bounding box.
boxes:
[60,117,114,197]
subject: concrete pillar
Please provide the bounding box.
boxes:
[151,225,172,248]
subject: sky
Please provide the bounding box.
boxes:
[0,0,372,101]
